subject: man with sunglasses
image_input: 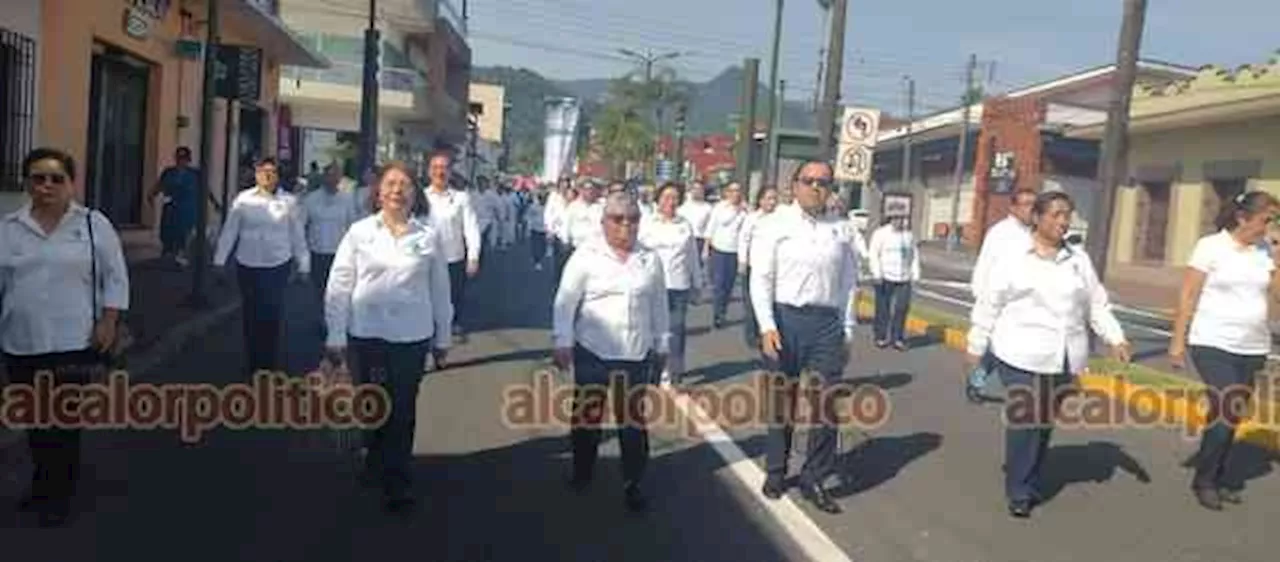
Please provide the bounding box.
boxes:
[749,160,859,515]
[553,191,670,512]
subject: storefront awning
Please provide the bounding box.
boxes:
[225,0,329,68]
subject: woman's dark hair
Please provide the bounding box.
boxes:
[1031,190,1074,217]
[23,147,76,181]
[255,156,278,168]
[367,161,429,217]
[754,185,779,208]
[656,181,684,204]
[1215,190,1278,232]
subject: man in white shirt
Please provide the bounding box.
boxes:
[703,182,747,328]
[544,178,572,274]
[563,180,604,251]
[474,179,502,253]
[553,190,669,513]
[750,161,858,515]
[678,182,713,280]
[867,214,921,350]
[423,151,482,341]
[214,157,310,374]
[302,163,356,295]
[966,188,1035,401]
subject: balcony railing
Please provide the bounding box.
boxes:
[282,62,425,92]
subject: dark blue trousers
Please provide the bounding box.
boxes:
[236,261,290,374]
[1189,345,1265,490]
[350,336,432,499]
[709,248,738,323]
[570,345,653,485]
[873,281,912,343]
[666,289,690,378]
[763,304,845,486]
[997,356,1072,502]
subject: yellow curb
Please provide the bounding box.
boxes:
[898,310,1280,452]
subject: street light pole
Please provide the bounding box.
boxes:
[618,48,682,181]
[357,0,381,178]
[814,0,846,162]
[189,0,219,307]
[946,54,977,252]
[764,0,784,186]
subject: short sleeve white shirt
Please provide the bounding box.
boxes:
[1187,230,1275,356]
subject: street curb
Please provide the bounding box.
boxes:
[853,300,1280,453]
[127,300,241,379]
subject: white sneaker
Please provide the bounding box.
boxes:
[659,370,672,389]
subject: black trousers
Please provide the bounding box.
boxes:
[1189,345,1266,490]
[3,348,99,509]
[570,345,653,486]
[529,232,547,264]
[873,281,912,343]
[349,337,432,498]
[741,266,759,351]
[709,249,738,323]
[996,356,1072,502]
[763,304,845,486]
[236,261,290,374]
[447,260,466,331]
[310,252,335,294]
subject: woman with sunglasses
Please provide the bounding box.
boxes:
[0,147,129,527]
[638,182,702,387]
[1170,189,1280,511]
[324,161,452,514]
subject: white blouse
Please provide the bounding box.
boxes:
[639,213,702,292]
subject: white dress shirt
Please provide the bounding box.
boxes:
[677,200,713,238]
[353,186,373,217]
[704,202,747,253]
[214,187,310,273]
[967,244,1127,375]
[749,204,859,337]
[0,203,130,355]
[970,215,1032,298]
[301,188,356,255]
[737,210,775,269]
[1186,230,1275,356]
[474,190,500,229]
[867,224,920,283]
[564,199,605,248]
[544,191,567,240]
[553,239,671,361]
[526,201,547,232]
[639,213,702,292]
[424,186,482,264]
[324,214,453,349]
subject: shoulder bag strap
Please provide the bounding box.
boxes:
[87,211,98,323]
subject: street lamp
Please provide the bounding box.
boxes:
[617,49,685,180]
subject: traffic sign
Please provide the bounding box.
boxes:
[842,110,878,144]
[838,146,871,179]
[834,106,880,182]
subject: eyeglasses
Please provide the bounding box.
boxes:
[29,173,67,186]
[798,177,833,190]
[607,213,641,225]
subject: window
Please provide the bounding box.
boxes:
[0,28,35,192]
[1201,178,1247,235]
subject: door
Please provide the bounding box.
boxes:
[1201,179,1247,235]
[1133,182,1171,263]
[85,46,149,226]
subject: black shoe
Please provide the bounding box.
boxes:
[1008,499,1032,518]
[383,495,416,515]
[36,508,70,528]
[1193,487,1222,511]
[624,483,648,512]
[799,483,842,514]
[1219,488,1243,504]
[761,477,785,500]
[568,474,591,494]
[17,493,39,512]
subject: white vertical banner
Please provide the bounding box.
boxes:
[542,97,580,183]
[834,106,881,183]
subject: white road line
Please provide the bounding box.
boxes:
[665,389,855,562]
[920,278,1174,321]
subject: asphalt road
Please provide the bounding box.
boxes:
[2,244,1278,561]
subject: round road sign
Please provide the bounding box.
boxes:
[844,111,876,142]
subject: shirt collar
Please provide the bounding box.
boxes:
[8,201,89,236]
[1025,241,1075,264]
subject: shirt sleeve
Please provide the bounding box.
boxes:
[866,228,884,280]
[840,231,859,334]
[213,193,243,267]
[910,236,922,282]
[750,229,780,334]
[323,229,357,349]
[1186,236,1216,273]
[430,230,455,349]
[290,197,311,274]
[966,252,1012,358]
[649,257,671,355]
[90,211,130,311]
[738,213,756,263]
[1081,255,1127,347]
[461,193,482,263]
[552,250,588,349]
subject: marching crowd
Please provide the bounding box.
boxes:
[0,145,1277,527]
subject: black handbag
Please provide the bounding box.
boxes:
[86,211,132,370]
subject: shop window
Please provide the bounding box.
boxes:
[1133,181,1171,263]
[0,28,35,192]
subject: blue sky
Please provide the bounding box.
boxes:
[464,0,1279,115]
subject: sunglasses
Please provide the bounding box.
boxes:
[798,177,833,189]
[607,213,642,225]
[29,173,68,186]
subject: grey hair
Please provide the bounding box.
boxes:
[602,190,640,217]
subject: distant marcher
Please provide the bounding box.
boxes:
[703,182,747,329]
[737,186,779,351]
[525,191,548,269]
[0,148,130,527]
[150,146,200,266]
[301,162,356,297]
[867,214,920,350]
[1169,190,1280,511]
[553,190,669,512]
[966,188,1036,402]
[638,182,702,387]
[966,190,1130,519]
[423,151,481,343]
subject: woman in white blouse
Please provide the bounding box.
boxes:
[214,157,310,375]
[703,182,748,329]
[1169,190,1280,511]
[639,182,703,387]
[737,185,779,351]
[324,161,452,514]
[0,148,129,527]
[966,190,1130,519]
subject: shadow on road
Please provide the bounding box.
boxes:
[1180,441,1279,492]
[1039,441,1151,502]
[844,372,914,392]
[830,431,943,498]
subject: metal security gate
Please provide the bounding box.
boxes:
[0,28,36,193]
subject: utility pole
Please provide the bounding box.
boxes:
[814,0,846,162]
[735,58,760,188]
[947,54,978,252]
[813,0,830,112]
[1087,0,1147,281]
[764,0,784,186]
[901,76,915,188]
[618,49,682,181]
[673,102,688,182]
[189,0,219,307]
[772,80,786,185]
[357,0,380,179]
